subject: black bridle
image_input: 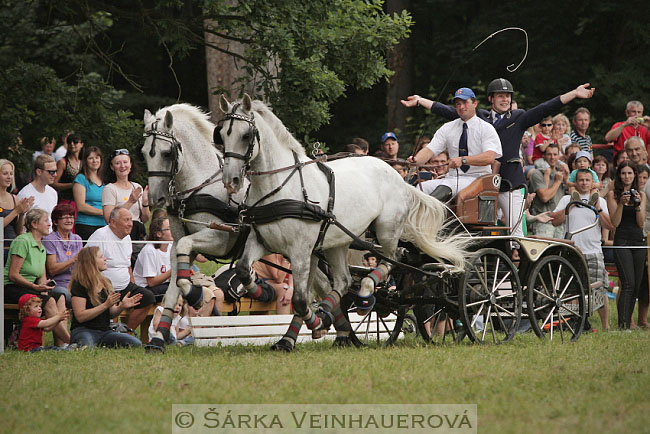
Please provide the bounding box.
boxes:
[142,119,182,179]
[216,102,261,175]
[142,118,224,204]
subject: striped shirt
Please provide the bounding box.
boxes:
[569,130,592,154]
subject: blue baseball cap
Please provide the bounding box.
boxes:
[381,132,398,143]
[452,87,476,101]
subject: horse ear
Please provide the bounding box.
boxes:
[219,95,230,113]
[242,94,252,112]
[143,109,153,124]
[164,111,174,129]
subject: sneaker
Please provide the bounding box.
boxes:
[588,192,599,206]
[571,191,581,203]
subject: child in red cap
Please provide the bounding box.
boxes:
[17,294,69,352]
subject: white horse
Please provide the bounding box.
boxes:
[141,104,251,349]
[141,103,348,350]
[219,95,469,343]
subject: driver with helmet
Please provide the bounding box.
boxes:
[402,79,595,238]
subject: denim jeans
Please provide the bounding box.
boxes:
[51,286,71,308]
[70,327,142,348]
[614,242,646,328]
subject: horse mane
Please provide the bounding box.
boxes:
[250,100,306,156]
[155,103,214,142]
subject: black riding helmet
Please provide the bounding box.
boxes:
[487,78,514,96]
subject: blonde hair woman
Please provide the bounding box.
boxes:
[0,159,33,260]
[69,246,142,348]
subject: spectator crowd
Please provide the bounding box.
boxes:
[3,87,650,352]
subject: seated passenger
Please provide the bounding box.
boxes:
[408,87,502,201]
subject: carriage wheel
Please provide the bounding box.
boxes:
[340,293,407,346]
[458,248,522,344]
[413,304,466,344]
[526,255,585,342]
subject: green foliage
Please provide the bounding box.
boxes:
[0,1,141,175]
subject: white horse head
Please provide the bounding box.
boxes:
[218,94,305,194]
[142,104,219,208]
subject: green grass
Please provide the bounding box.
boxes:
[2,301,649,434]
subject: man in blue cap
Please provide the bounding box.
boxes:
[408,87,502,201]
[402,80,595,238]
[380,132,400,160]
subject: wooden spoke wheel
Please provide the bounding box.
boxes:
[458,248,522,344]
[526,255,585,342]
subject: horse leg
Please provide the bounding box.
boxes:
[233,238,269,301]
[356,224,400,314]
[146,242,183,351]
[318,246,357,345]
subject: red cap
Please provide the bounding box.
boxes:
[18,294,38,310]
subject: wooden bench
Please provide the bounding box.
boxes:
[190,312,400,347]
[4,298,277,344]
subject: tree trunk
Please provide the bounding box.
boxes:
[386,0,412,146]
[204,19,256,123]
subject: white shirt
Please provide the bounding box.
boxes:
[133,243,171,287]
[426,115,502,178]
[18,183,58,227]
[553,194,608,255]
[86,225,132,291]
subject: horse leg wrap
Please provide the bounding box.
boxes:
[270,316,302,352]
[184,284,204,309]
[302,310,322,331]
[157,308,174,343]
[176,258,193,291]
[359,263,389,297]
[311,308,334,339]
[248,280,276,303]
[332,305,351,337]
[319,290,341,313]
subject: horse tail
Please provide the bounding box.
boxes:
[401,187,470,270]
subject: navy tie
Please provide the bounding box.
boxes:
[493,113,502,127]
[459,123,469,173]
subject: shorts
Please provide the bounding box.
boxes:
[584,252,608,286]
[4,283,64,307]
[118,282,156,308]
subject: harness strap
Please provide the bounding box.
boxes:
[314,161,336,252]
[168,194,239,223]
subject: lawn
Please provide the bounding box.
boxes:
[2,298,649,434]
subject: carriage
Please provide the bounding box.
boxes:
[141,98,605,351]
[343,173,607,346]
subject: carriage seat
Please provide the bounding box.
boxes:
[452,174,501,225]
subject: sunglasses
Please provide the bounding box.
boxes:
[38,168,57,175]
[540,123,553,127]
[113,149,130,156]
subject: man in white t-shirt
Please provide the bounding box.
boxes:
[409,87,502,201]
[87,206,155,331]
[550,169,613,330]
[133,217,172,300]
[18,154,58,227]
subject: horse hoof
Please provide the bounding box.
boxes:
[270,339,294,352]
[315,308,334,330]
[332,336,352,347]
[311,329,329,339]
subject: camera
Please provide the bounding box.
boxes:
[626,189,641,207]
